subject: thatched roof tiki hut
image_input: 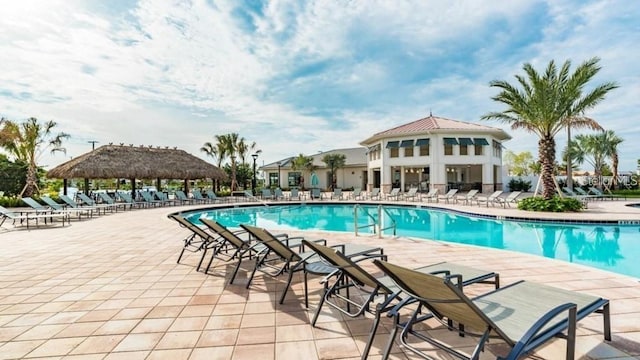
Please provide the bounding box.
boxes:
[47,145,227,199]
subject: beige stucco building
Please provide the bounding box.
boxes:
[260,148,367,190]
[359,114,511,194]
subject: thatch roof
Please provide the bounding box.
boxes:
[47,145,227,180]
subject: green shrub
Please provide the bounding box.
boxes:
[0,196,26,208]
[508,178,532,192]
[611,189,640,198]
[517,196,584,212]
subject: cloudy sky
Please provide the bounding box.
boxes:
[1,0,638,171]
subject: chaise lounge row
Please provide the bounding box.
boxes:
[170,214,611,360]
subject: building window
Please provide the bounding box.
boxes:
[416,138,429,156]
[443,137,458,156]
[444,144,453,155]
[404,147,414,157]
[390,148,399,158]
[268,172,279,186]
[287,172,301,187]
[492,140,502,157]
[474,145,484,155]
[460,145,468,155]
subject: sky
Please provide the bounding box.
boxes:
[1,0,638,172]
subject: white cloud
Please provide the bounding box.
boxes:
[1,0,638,173]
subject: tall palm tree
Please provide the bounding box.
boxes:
[0,117,69,197]
[567,133,608,178]
[321,153,346,190]
[236,138,258,166]
[200,140,226,191]
[482,58,618,199]
[217,133,241,191]
[291,154,314,189]
[601,130,623,190]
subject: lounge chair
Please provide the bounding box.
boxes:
[206,190,228,203]
[97,192,132,211]
[77,193,122,213]
[421,188,439,203]
[240,224,383,307]
[173,190,194,205]
[261,189,274,200]
[494,191,522,207]
[302,240,499,359]
[0,205,68,228]
[386,188,401,200]
[374,260,611,360]
[59,194,98,216]
[192,190,210,203]
[288,188,306,201]
[140,191,163,207]
[117,192,147,208]
[199,218,260,276]
[168,214,223,271]
[273,188,285,201]
[369,188,381,200]
[455,189,478,205]
[402,188,418,201]
[588,187,625,201]
[21,197,58,215]
[330,188,343,200]
[42,196,93,220]
[154,191,177,206]
[562,188,590,208]
[475,190,503,207]
[348,187,363,200]
[438,189,459,203]
[310,188,322,200]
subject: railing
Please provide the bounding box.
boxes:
[354,204,377,236]
[354,204,397,238]
[379,205,397,237]
[240,190,269,207]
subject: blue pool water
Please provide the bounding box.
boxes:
[184,204,640,279]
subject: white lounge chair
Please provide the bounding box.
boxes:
[475,190,503,207]
[0,205,68,228]
[438,189,458,203]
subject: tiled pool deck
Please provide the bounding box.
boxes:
[1,198,639,359]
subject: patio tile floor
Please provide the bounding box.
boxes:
[1,199,639,359]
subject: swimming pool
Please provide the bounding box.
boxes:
[184,204,639,279]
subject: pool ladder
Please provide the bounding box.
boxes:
[353,204,397,238]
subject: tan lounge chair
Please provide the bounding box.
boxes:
[374,260,611,360]
[240,224,382,307]
[302,240,499,359]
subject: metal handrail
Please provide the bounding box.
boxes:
[354,204,377,236]
[378,205,397,237]
[354,204,397,238]
[241,190,269,207]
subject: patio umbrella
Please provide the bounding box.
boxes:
[310,172,319,188]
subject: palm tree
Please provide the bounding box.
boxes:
[236,138,258,166]
[321,153,346,190]
[200,141,226,191]
[568,130,624,190]
[216,133,241,191]
[567,133,608,178]
[482,58,618,199]
[291,154,315,189]
[601,130,623,190]
[0,117,69,197]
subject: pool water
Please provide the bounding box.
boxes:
[185,204,639,279]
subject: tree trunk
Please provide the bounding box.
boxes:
[612,153,619,190]
[539,136,557,199]
[231,160,237,191]
[20,163,38,197]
